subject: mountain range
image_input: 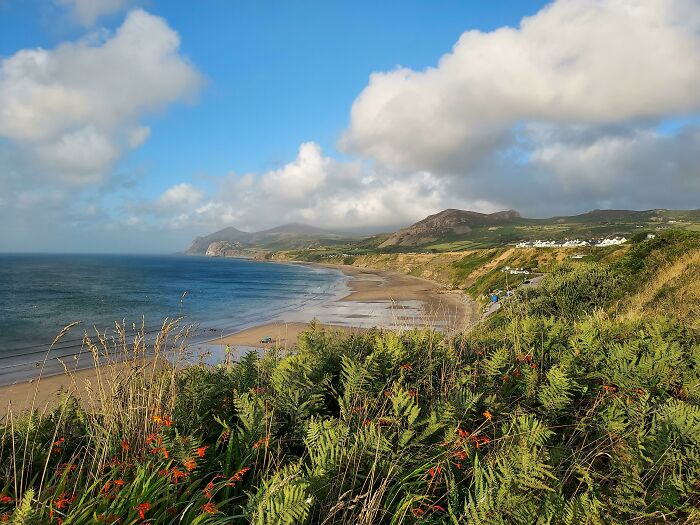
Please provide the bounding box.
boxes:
[187,208,700,255]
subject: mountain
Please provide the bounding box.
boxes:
[186,227,253,254]
[186,223,351,254]
[379,209,521,248]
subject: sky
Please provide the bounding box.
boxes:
[1,0,699,253]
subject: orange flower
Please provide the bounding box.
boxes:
[432,504,445,512]
[146,433,161,445]
[453,450,468,461]
[411,507,425,517]
[253,437,269,449]
[603,385,618,393]
[114,479,125,488]
[152,415,163,424]
[54,495,75,510]
[483,410,493,421]
[171,468,187,484]
[456,428,470,439]
[204,481,215,499]
[201,502,218,514]
[218,429,231,445]
[399,363,413,371]
[136,502,151,519]
[162,448,170,459]
[196,446,209,458]
[183,458,197,472]
[0,495,12,504]
[226,466,251,486]
[101,481,111,494]
[427,465,442,478]
[121,440,129,451]
[162,418,173,427]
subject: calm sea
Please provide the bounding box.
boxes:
[0,254,346,382]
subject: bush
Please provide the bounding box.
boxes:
[1,317,699,524]
[514,263,622,319]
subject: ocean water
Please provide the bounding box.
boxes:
[0,254,346,382]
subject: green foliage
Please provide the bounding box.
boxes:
[514,263,622,319]
[2,317,699,524]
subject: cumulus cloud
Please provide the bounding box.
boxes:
[148,142,493,233]
[0,9,203,184]
[341,0,700,175]
[56,0,135,26]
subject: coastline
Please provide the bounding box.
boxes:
[0,261,478,416]
[205,262,478,348]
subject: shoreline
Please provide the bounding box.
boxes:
[0,261,478,416]
[204,261,478,349]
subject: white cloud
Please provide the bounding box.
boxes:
[260,142,329,201]
[0,9,203,184]
[56,0,134,26]
[341,0,700,174]
[157,183,205,209]
[145,142,496,233]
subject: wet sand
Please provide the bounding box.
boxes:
[0,263,477,417]
[209,263,477,349]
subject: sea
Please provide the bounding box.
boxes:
[0,254,347,384]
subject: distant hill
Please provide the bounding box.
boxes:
[379,209,521,248]
[377,208,700,251]
[186,223,351,254]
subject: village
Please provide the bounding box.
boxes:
[514,236,628,248]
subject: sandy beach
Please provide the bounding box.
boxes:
[0,263,477,417]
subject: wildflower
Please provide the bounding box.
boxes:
[53,437,65,453]
[483,410,493,421]
[0,495,12,504]
[474,436,491,449]
[54,495,75,510]
[399,363,413,371]
[411,507,425,517]
[121,440,129,451]
[602,385,618,393]
[201,502,218,514]
[196,446,209,458]
[101,481,111,494]
[253,437,269,449]
[162,448,170,459]
[432,505,446,512]
[204,481,215,499]
[634,388,646,395]
[226,466,251,486]
[512,369,523,378]
[427,465,442,478]
[456,428,470,439]
[152,415,163,424]
[1,514,10,522]
[530,363,538,369]
[171,468,187,484]
[136,502,151,520]
[501,374,509,382]
[145,433,161,445]
[183,458,197,472]
[453,450,468,461]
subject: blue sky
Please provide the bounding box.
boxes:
[1,0,699,252]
